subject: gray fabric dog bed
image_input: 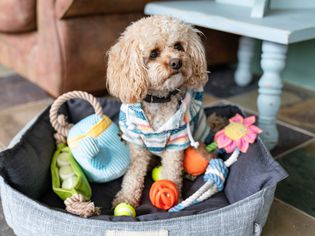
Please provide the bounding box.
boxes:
[0,98,287,236]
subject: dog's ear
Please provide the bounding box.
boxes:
[106,37,148,104]
[186,29,208,88]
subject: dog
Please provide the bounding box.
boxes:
[106,16,213,208]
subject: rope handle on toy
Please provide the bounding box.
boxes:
[49,91,103,143]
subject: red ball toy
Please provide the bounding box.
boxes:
[149,180,179,210]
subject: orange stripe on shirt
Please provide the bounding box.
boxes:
[168,134,189,144]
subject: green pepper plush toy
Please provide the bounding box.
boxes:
[51,143,92,201]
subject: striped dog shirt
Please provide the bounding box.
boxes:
[119,88,210,155]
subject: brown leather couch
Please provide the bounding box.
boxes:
[0,0,238,97]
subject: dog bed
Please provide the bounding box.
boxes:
[0,98,287,236]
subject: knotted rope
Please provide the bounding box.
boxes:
[50,91,103,143]
[169,149,240,212]
[203,158,228,191]
[64,194,101,218]
[50,91,102,217]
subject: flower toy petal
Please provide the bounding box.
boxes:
[214,114,262,153]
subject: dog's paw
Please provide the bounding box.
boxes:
[112,191,140,209]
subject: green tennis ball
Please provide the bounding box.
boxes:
[152,166,162,182]
[114,203,136,218]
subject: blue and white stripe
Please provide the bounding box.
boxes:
[204,159,228,191]
[119,88,210,155]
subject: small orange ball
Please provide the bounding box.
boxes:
[149,180,179,210]
[184,146,209,176]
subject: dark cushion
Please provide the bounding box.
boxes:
[0,110,55,199]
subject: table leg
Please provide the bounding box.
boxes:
[235,36,256,86]
[257,41,287,149]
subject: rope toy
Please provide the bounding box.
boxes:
[169,149,239,212]
[64,194,100,218]
[169,114,262,212]
[50,91,102,217]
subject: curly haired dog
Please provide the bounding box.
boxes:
[107,16,215,208]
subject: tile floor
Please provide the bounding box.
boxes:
[0,74,50,111]
[0,64,315,235]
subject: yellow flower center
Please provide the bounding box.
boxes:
[224,122,248,141]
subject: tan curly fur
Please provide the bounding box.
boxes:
[107,16,210,208]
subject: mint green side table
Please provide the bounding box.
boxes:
[145,0,315,149]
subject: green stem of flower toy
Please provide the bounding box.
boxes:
[205,142,217,153]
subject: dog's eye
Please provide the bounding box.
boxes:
[174,42,184,51]
[149,50,159,59]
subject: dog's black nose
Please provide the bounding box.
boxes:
[169,58,182,70]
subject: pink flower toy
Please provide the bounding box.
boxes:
[169,114,262,212]
[214,114,262,153]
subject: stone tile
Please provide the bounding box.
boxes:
[227,90,258,112]
[0,64,14,77]
[0,74,50,110]
[262,199,315,236]
[203,94,219,106]
[279,97,315,134]
[283,83,315,100]
[227,85,311,114]
[275,141,315,217]
[0,198,15,236]
[271,124,313,157]
[0,99,52,146]
[226,84,315,136]
[204,65,259,98]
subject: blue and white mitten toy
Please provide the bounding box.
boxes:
[50,91,130,183]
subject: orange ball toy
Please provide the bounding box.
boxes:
[184,145,210,176]
[149,180,179,210]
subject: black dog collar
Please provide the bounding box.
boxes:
[144,90,180,103]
